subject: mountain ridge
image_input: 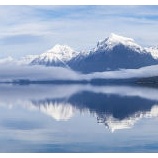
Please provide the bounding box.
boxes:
[68,33,158,73]
[1,33,158,74]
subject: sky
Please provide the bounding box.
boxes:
[1,5,158,58]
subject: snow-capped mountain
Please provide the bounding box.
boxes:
[30,44,78,67]
[95,33,144,52]
[69,33,158,73]
[2,33,158,74]
[145,46,158,59]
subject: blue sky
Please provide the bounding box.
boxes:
[1,5,158,58]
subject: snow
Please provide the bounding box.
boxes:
[95,33,143,52]
[37,44,78,62]
[29,44,79,66]
[145,46,158,59]
[1,33,158,74]
[12,33,158,67]
[35,53,66,64]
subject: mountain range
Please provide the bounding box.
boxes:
[2,33,158,74]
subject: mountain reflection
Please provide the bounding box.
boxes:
[31,90,158,132]
[0,84,158,132]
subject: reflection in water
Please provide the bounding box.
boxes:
[97,105,158,132]
[31,92,158,132]
[0,84,158,132]
[33,101,75,121]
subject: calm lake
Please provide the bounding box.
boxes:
[0,84,158,152]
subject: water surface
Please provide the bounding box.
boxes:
[0,84,158,152]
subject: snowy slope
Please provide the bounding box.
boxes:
[31,44,78,67]
[145,46,158,59]
[94,33,144,52]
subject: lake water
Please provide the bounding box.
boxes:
[0,84,158,152]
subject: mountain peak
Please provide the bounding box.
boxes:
[47,44,73,54]
[96,33,142,52]
[44,44,78,62]
[30,44,79,67]
[108,33,134,43]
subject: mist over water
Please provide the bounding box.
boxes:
[1,63,158,82]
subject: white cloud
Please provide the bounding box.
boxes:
[0,6,158,58]
[0,61,158,83]
[85,65,158,79]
